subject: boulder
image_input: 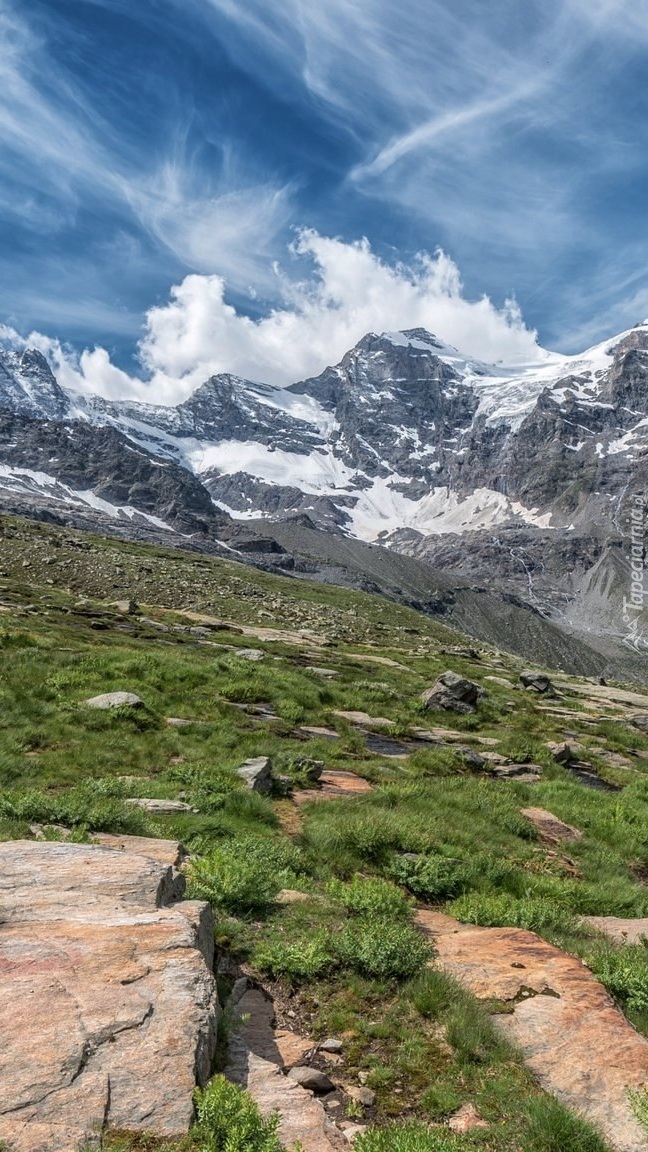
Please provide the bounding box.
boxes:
[84,691,143,710]
[421,671,487,715]
[294,758,325,782]
[236,648,266,661]
[236,756,273,794]
[520,670,553,693]
[0,840,218,1152]
[319,1038,344,1053]
[631,715,648,732]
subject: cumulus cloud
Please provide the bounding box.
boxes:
[5,231,541,404]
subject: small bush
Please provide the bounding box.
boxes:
[327,876,412,919]
[337,919,432,981]
[193,1075,285,1151]
[188,836,303,915]
[587,944,648,1013]
[387,854,471,901]
[253,930,334,981]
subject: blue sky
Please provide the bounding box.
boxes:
[2,0,648,395]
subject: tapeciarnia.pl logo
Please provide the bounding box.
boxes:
[622,493,647,652]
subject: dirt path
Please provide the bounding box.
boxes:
[417,910,648,1152]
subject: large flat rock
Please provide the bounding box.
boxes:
[417,911,648,1152]
[0,839,219,1152]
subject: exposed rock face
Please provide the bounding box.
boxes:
[582,917,648,945]
[417,910,648,1152]
[0,839,219,1152]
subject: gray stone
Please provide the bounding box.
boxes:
[84,691,143,710]
[319,1038,343,1053]
[287,1066,334,1093]
[520,670,553,693]
[421,671,487,715]
[236,756,273,794]
[459,747,486,769]
[236,649,266,661]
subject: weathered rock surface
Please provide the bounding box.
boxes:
[84,690,143,709]
[293,770,373,807]
[582,917,648,945]
[236,755,273,793]
[417,910,648,1152]
[125,797,194,813]
[0,839,218,1152]
[422,671,487,714]
[225,983,345,1151]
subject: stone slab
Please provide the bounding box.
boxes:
[0,840,218,1152]
[417,910,648,1152]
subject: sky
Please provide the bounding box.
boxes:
[2,0,648,400]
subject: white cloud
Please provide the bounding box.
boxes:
[4,231,542,404]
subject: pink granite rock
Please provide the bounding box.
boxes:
[0,839,218,1152]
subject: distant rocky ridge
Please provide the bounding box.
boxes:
[0,323,646,667]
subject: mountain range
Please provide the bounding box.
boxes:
[1,323,646,678]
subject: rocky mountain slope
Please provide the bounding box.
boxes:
[0,322,646,664]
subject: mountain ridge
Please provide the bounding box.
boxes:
[0,321,646,668]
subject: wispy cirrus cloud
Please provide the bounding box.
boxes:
[2,0,648,360]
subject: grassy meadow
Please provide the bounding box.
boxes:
[1,514,648,1151]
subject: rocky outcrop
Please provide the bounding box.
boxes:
[0,839,219,1152]
[417,910,648,1152]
